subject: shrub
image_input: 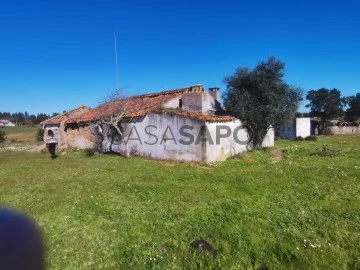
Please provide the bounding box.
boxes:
[84,148,96,157]
[129,147,139,156]
[0,129,6,143]
[293,136,304,141]
[36,128,45,141]
[305,135,317,141]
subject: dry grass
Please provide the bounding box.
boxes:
[0,126,40,145]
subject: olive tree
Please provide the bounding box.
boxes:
[223,56,303,149]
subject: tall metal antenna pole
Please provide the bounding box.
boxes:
[114,32,119,90]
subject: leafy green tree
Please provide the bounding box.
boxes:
[305,88,347,133]
[345,93,360,122]
[306,88,346,121]
[223,56,303,149]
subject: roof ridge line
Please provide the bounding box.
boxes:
[122,84,204,100]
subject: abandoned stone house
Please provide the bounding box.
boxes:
[40,105,91,147]
[41,85,274,162]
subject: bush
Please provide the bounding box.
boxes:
[36,128,45,141]
[84,148,96,157]
[293,136,304,141]
[0,129,6,143]
[305,135,317,141]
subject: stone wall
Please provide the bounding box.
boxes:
[329,126,360,134]
[181,92,219,113]
[66,124,96,148]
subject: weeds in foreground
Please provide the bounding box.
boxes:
[310,145,342,157]
[84,148,96,157]
[305,135,317,141]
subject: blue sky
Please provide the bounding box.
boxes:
[1,0,359,114]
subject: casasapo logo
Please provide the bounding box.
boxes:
[105,124,250,145]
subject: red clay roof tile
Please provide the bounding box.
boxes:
[151,111,236,122]
[171,112,236,122]
[40,105,91,125]
[65,85,205,123]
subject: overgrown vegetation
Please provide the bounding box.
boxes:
[305,135,317,141]
[156,107,183,114]
[83,147,96,157]
[36,128,45,141]
[293,136,318,142]
[310,145,342,157]
[0,135,360,269]
[0,129,6,143]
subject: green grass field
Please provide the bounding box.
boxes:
[0,135,359,269]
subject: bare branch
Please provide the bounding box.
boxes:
[96,88,129,150]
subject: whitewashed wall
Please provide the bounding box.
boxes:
[205,120,247,162]
[329,126,360,134]
[103,112,206,162]
[296,118,311,138]
[102,112,275,162]
[280,118,311,139]
[206,122,274,162]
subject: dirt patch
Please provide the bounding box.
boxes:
[271,149,284,162]
[0,142,45,152]
[30,144,47,152]
[244,158,255,163]
[164,163,176,167]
